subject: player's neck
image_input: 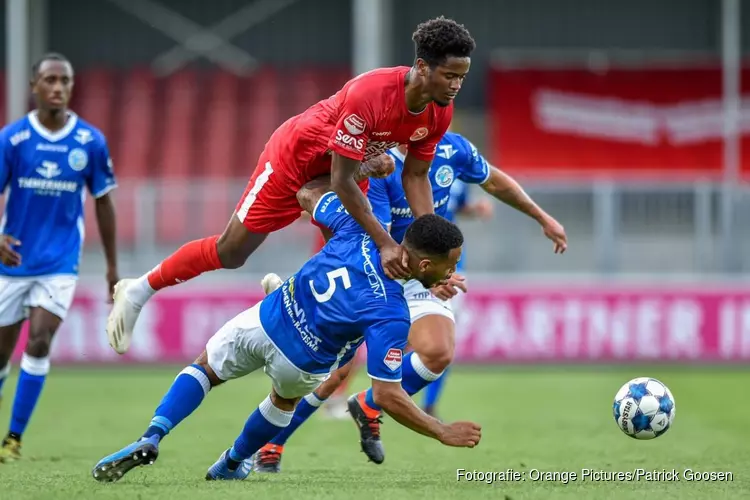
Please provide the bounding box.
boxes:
[404,68,430,114]
[35,108,69,132]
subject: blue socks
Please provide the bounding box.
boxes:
[423,368,450,410]
[143,364,211,440]
[364,352,442,411]
[9,354,50,438]
[268,392,325,446]
[228,395,294,462]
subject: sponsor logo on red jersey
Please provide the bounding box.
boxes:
[410,127,429,141]
[383,348,403,371]
[334,129,365,152]
[344,114,366,135]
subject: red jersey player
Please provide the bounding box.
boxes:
[106,17,477,354]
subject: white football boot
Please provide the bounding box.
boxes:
[106,279,143,354]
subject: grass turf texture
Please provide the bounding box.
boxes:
[0,366,746,499]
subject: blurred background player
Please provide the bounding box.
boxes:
[105,16,476,356]
[251,131,566,471]
[0,53,118,462]
[92,182,478,483]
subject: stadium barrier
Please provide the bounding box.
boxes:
[10,281,750,364]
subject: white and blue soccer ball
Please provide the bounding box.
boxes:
[613,377,675,440]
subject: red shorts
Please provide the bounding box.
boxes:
[236,151,370,234]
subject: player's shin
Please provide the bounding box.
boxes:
[268,392,324,447]
[8,354,49,441]
[364,352,442,412]
[227,395,294,469]
[142,364,211,441]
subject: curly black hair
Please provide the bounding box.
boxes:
[31,52,71,79]
[404,214,464,258]
[412,16,475,68]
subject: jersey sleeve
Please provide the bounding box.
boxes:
[312,191,363,235]
[87,136,117,198]
[364,318,411,382]
[406,106,453,162]
[327,81,378,161]
[456,136,491,185]
[367,177,392,226]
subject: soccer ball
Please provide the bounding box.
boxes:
[613,377,675,440]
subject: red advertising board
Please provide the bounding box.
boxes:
[488,66,750,180]
[12,282,750,364]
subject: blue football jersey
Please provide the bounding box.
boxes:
[0,112,117,277]
[368,131,490,244]
[446,179,469,272]
[259,192,411,381]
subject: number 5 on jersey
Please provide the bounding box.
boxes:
[310,267,352,303]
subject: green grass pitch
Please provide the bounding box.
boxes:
[0,366,747,499]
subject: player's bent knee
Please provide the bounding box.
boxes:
[26,330,54,358]
[409,317,455,374]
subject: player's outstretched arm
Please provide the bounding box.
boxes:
[371,379,481,448]
[480,166,568,254]
[402,154,435,218]
[331,153,409,279]
[95,193,119,301]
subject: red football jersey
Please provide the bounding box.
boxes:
[266,66,453,188]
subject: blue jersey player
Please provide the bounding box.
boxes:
[0,53,119,463]
[251,131,567,472]
[91,179,480,483]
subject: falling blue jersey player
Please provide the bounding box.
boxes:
[92,178,481,482]
[0,53,119,463]
[251,131,568,472]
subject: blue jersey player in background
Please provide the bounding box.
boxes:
[0,53,119,463]
[91,178,481,483]
[249,131,566,473]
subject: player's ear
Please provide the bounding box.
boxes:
[415,58,429,78]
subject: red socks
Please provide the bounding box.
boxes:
[147,235,222,291]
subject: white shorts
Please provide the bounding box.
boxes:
[404,279,455,324]
[206,302,328,399]
[0,275,77,326]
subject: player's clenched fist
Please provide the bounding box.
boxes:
[0,235,22,267]
[355,153,396,182]
[438,421,482,448]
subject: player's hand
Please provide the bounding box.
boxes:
[469,199,494,220]
[106,267,119,304]
[0,235,22,267]
[438,421,482,448]
[541,215,567,254]
[431,273,467,301]
[380,242,410,280]
[355,154,395,182]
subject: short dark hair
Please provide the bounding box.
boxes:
[412,16,475,68]
[31,52,71,79]
[404,214,464,258]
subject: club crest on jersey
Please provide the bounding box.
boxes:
[383,348,402,371]
[344,114,366,135]
[435,165,454,188]
[410,127,429,141]
[68,148,88,171]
